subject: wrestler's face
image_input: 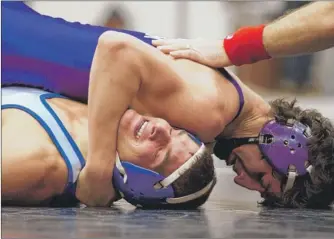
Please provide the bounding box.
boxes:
[117,109,200,176]
[227,145,282,198]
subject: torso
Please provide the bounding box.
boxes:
[2,89,89,205]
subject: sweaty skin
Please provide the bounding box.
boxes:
[83,30,274,206]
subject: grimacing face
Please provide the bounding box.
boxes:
[117,109,200,176]
[227,144,282,198]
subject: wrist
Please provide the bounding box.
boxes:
[84,158,114,182]
[223,24,271,66]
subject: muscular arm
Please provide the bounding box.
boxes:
[87,31,180,172]
[79,31,163,206]
[80,30,218,206]
[87,32,142,176]
[264,1,334,57]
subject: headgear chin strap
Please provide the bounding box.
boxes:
[214,119,313,192]
[113,143,215,208]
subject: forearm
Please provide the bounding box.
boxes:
[264,2,334,57]
[87,32,141,178]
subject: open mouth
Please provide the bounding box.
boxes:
[232,157,266,189]
[135,120,149,139]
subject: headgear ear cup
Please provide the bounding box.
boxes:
[113,144,215,208]
[259,120,311,176]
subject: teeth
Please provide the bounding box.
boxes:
[136,121,148,139]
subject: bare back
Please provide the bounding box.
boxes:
[125,36,257,142]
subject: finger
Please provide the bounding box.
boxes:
[157,44,187,54]
[170,50,201,61]
[152,38,186,47]
[152,39,166,46]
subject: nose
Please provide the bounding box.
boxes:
[149,123,170,143]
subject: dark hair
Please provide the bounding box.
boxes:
[99,5,132,30]
[149,146,216,210]
[261,98,334,209]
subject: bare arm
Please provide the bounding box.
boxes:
[76,30,196,206]
[75,31,145,206]
[264,1,334,57]
[88,32,141,172]
[153,2,334,67]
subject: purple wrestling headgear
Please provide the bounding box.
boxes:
[113,135,215,208]
[214,119,313,192]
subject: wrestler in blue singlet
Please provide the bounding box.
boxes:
[2,2,158,101]
[2,86,84,205]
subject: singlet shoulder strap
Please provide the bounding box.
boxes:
[217,68,245,123]
[2,87,85,184]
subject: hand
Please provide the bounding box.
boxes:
[75,162,116,207]
[152,38,233,68]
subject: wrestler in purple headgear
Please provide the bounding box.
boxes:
[214,99,334,208]
[3,2,334,209]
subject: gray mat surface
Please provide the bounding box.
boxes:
[2,168,334,239]
[2,201,334,239]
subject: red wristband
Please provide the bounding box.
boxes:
[223,25,271,66]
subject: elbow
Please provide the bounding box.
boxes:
[96,31,144,76]
[97,31,136,54]
[96,31,143,69]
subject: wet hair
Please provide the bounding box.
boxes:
[149,146,216,210]
[261,98,334,209]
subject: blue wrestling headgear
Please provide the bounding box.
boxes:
[113,134,215,208]
[214,119,313,192]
